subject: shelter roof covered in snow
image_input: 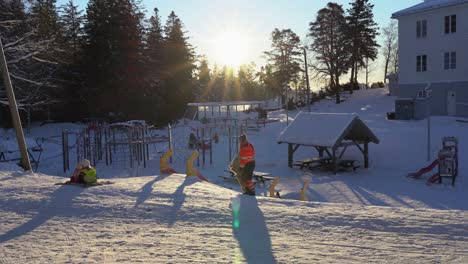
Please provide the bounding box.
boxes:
[277,112,379,148]
[392,0,468,18]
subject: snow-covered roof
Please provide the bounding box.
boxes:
[392,0,468,18]
[277,112,379,148]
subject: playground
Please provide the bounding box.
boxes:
[1,88,466,209]
[1,88,467,263]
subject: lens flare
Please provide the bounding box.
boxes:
[231,196,241,228]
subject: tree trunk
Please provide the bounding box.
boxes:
[335,73,341,104]
[349,59,355,93]
[365,58,369,89]
[384,52,390,83]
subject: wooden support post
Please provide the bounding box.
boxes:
[109,129,113,164]
[196,127,200,167]
[168,124,172,163]
[142,128,147,168]
[332,147,337,174]
[0,38,32,171]
[318,147,324,158]
[236,126,239,153]
[129,136,133,168]
[105,128,109,166]
[209,127,213,165]
[112,128,116,153]
[62,131,67,173]
[228,127,232,161]
[66,131,70,171]
[364,142,369,168]
[288,144,294,168]
[288,144,300,168]
[301,179,311,201]
[202,127,205,166]
[76,133,80,164]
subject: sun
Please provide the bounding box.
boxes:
[213,32,249,68]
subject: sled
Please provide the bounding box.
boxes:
[220,170,273,184]
[55,180,115,187]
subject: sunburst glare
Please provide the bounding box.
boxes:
[213,32,249,68]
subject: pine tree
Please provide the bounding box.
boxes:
[141,7,165,123]
[145,8,164,80]
[308,2,350,104]
[58,0,83,56]
[210,63,224,101]
[346,0,379,93]
[238,63,261,100]
[197,55,211,102]
[161,11,195,123]
[264,28,302,100]
[52,0,85,120]
[83,0,144,119]
[30,0,59,38]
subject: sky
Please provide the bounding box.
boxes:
[57,0,422,83]
[1,88,467,262]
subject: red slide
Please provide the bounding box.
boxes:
[196,171,210,182]
[161,168,177,174]
[407,159,439,179]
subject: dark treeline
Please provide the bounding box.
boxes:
[0,0,382,127]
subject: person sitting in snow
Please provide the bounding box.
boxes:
[70,159,97,184]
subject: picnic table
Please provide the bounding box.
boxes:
[293,157,358,172]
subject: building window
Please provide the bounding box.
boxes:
[445,15,456,34]
[417,20,427,38]
[417,55,427,72]
[444,52,456,70]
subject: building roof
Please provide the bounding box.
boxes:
[277,112,379,148]
[392,0,468,18]
[187,101,264,107]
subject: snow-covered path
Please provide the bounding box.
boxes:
[1,172,467,263]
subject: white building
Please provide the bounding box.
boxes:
[392,0,468,117]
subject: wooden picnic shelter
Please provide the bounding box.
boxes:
[277,112,380,173]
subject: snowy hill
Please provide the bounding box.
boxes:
[1,88,468,263]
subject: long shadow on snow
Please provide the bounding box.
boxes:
[166,177,198,227]
[231,194,277,264]
[0,184,84,243]
[134,174,171,208]
[132,174,205,227]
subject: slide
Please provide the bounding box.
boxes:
[407,159,438,179]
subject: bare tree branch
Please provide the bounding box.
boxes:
[3,32,34,48]
[9,73,44,86]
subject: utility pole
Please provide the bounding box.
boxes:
[303,48,311,112]
[0,37,32,171]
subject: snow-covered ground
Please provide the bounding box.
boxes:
[1,88,467,263]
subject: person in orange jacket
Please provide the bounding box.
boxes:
[238,133,255,196]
